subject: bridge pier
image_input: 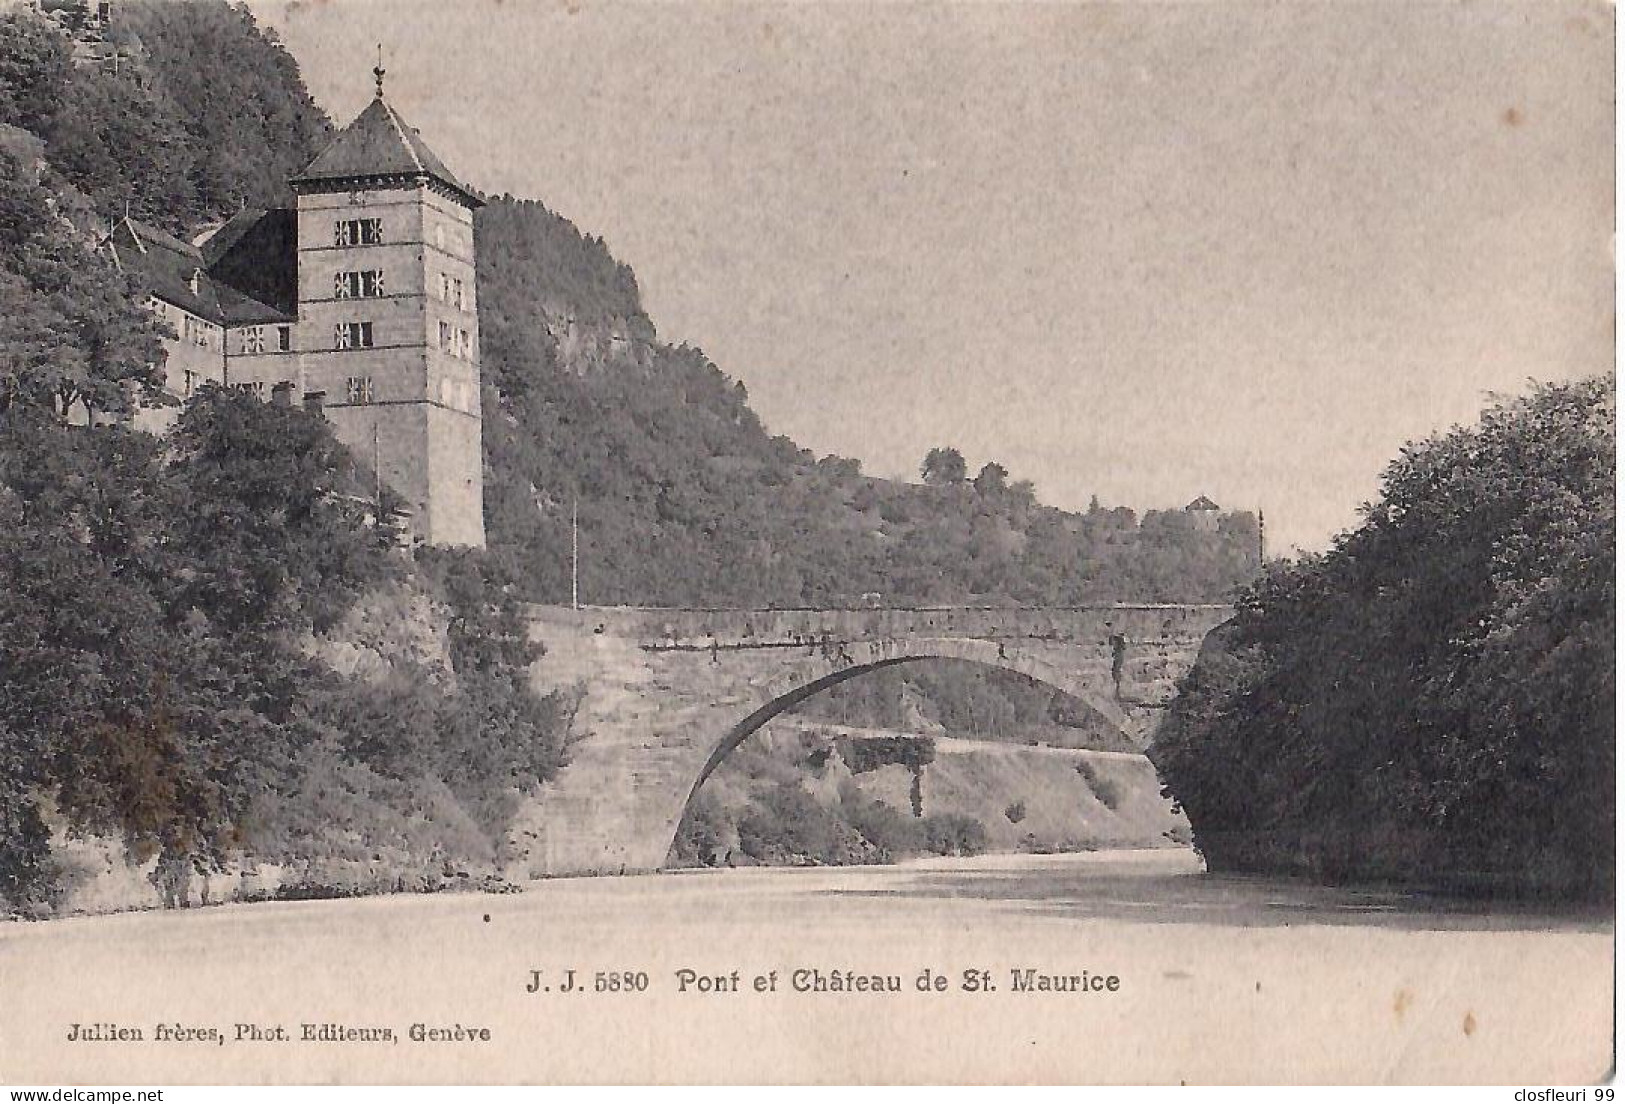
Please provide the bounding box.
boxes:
[505,604,1231,878]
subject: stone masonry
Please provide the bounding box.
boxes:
[509,603,1232,877]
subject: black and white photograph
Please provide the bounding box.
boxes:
[0,0,1613,1088]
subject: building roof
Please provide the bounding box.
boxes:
[105,216,293,326]
[200,207,300,317]
[291,96,481,207]
[215,282,295,325]
[197,206,270,266]
[1185,495,1221,512]
[104,216,218,320]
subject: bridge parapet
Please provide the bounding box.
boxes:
[526,603,1231,652]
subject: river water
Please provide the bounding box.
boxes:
[1,849,1611,1084]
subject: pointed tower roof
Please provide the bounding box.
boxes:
[291,95,482,208]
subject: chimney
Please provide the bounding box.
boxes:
[303,390,326,416]
[271,381,293,407]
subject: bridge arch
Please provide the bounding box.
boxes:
[519,602,1230,876]
[671,639,1142,860]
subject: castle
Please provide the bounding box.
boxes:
[102,65,486,548]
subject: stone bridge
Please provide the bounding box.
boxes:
[511,603,1232,877]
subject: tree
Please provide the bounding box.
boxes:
[162,387,401,632]
[0,147,166,421]
[973,461,1008,495]
[0,11,71,134]
[920,446,966,486]
[42,65,199,231]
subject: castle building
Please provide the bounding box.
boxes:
[104,66,486,548]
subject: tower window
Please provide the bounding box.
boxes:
[334,321,374,350]
[458,329,472,360]
[453,278,465,310]
[334,218,383,247]
[334,270,385,299]
[241,326,265,355]
[183,369,197,396]
[276,325,292,352]
[439,320,453,353]
[346,376,374,404]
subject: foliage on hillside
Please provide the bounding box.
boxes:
[1151,379,1614,900]
[474,192,1261,607]
[0,391,569,911]
[0,1,331,233]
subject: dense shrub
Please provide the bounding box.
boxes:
[735,782,875,866]
[836,735,936,776]
[920,814,988,857]
[1153,379,1613,900]
[840,786,924,859]
[666,788,732,868]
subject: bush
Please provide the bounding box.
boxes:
[840,787,924,859]
[1075,761,1124,810]
[921,813,987,857]
[667,789,732,868]
[736,782,872,866]
[835,735,935,776]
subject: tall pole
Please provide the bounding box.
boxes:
[1257,506,1266,567]
[571,497,580,610]
[372,422,381,511]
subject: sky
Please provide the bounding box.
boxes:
[249,0,1613,553]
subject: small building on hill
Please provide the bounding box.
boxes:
[8,0,117,66]
[102,65,486,548]
[1184,495,1221,532]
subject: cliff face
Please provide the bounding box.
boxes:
[543,313,658,378]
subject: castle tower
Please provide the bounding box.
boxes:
[289,62,485,547]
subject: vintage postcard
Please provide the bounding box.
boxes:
[0,0,1613,1088]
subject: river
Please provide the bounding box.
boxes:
[1,849,1610,1084]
